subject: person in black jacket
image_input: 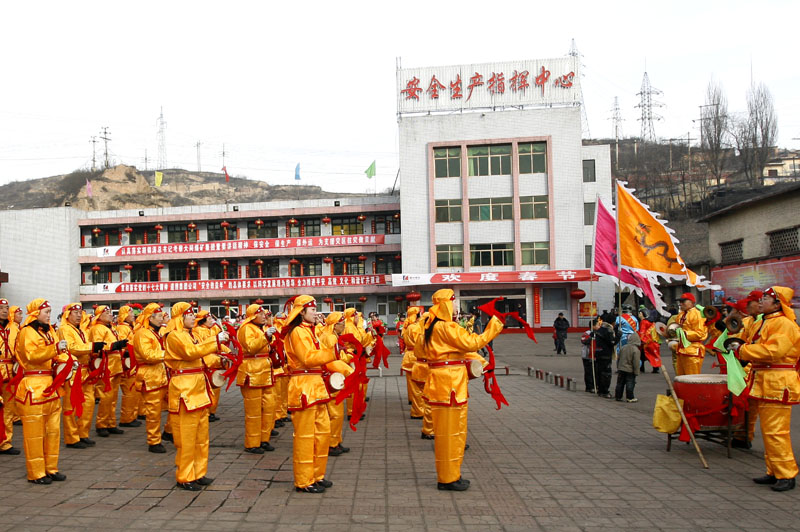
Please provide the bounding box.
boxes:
[553,313,570,354]
[590,318,617,398]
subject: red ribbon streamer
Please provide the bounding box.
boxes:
[44,354,75,396]
[370,335,391,369]
[477,297,537,343]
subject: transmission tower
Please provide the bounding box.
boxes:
[609,97,624,170]
[635,72,663,142]
[156,107,167,170]
[89,136,97,171]
[195,141,202,172]
[99,127,111,169]
[568,38,590,138]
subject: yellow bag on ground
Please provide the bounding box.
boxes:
[653,394,683,433]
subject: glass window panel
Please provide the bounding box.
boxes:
[533,153,546,173]
[435,159,448,178]
[500,155,511,175]
[490,157,500,175]
[519,155,532,174]
[448,158,460,177]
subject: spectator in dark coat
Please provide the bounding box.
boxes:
[553,313,570,355]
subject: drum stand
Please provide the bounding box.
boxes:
[666,390,748,459]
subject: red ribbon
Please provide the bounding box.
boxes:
[482,344,509,410]
[477,297,537,343]
[335,333,370,430]
[44,354,75,396]
[370,336,391,369]
[64,366,85,418]
[101,353,112,392]
[6,365,23,394]
[220,323,243,391]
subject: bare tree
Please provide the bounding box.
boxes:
[701,80,729,190]
[747,82,778,185]
[731,113,757,186]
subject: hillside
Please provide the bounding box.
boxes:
[0,165,361,211]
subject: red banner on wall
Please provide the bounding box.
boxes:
[392,270,596,286]
[94,275,388,294]
[711,257,800,306]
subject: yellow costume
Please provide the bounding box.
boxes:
[88,306,125,432]
[272,316,290,425]
[194,312,225,419]
[133,303,169,449]
[116,306,141,426]
[164,302,220,488]
[15,299,67,483]
[57,304,96,447]
[1,300,20,453]
[343,308,373,418]
[319,312,354,453]
[284,296,336,492]
[739,287,800,486]
[236,305,277,452]
[400,309,420,417]
[417,289,503,490]
[675,304,707,376]
[409,315,434,436]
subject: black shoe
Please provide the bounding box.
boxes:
[329,446,343,457]
[732,439,752,450]
[137,415,147,420]
[364,397,370,402]
[149,444,167,453]
[295,484,324,493]
[107,427,124,435]
[29,476,52,485]
[48,472,66,482]
[274,419,284,428]
[408,400,412,405]
[162,431,173,442]
[80,438,96,446]
[12,420,21,426]
[208,414,219,423]
[96,428,110,437]
[601,393,613,399]
[245,447,265,454]
[94,398,100,404]
[66,441,88,449]
[615,398,623,402]
[0,446,21,455]
[421,433,434,440]
[585,389,595,393]
[652,369,660,373]
[337,444,350,453]
[281,417,290,422]
[119,421,142,428]
[753,475,777,485]
[771,478,796,492]
[260,442,275,452]
[410,415,423,420]
[464,444,470,451]
[195,476,214,486]
[437,479,469,491]
[176,482,202,491]
[316,478,333,488]
[270,429,279,437]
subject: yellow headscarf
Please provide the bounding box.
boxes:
[164,302,192,334]
[286,295,316,326]
[343,307,357,321]
[10,306,21,325]
[135,303,164,332]
[118,305,132,327]
[60,302,83,329]
[23,298,50,327]
[240,304,265,328]
[766,286,796,324]
[405,306,419,325]
[425,289,454,329]
[90,305,110,328]
[325,312,344,326]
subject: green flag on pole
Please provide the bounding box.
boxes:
[365,160,376,179]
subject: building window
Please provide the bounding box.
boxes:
[520,195,548,219]
[331,217,362,236]
[582,160,596,182]
[768,227,799,256]
[719,240,743,264]
[82,265,122,285]
[90,230,121,247]
[332,256,366,275]
[210,300,239,319]
[585,245,593,268]
[469,197,513,221]
[435,199,462,223]
[290,258,323,277]
[375,256,401,274]
[468,144,511,176]
[471,243,513,267]
[168,261,200,281]
[768,169,778,177]
[542,287,567,311]
[436,245,463,268]
[434,147,461,178]
[289,219,321,237]
[129,227,159,245]
[167,224,198,243]
[522,242,549,266]
[518,142,547,174]
[130,263,160,283]
[584,202,595,225]
[247,258,279,278]
[374,215,401,234]
[208,260,239,280]
[207,222,238,241]
[247,220,278,239]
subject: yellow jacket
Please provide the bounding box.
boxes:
[88,323,123,377]
[676,307,707,357]
[401,318,418,373]
[408,321,429,384]
[1,320,19,382]
[15,324,66,405]
[164,327,219,412]
[116,322,134,342]
[739,311,800,404]
[236,321,273,387]
[133,325,168,392]
[285,322,335,410]
[194,325,228,371]
[417,316,503,406]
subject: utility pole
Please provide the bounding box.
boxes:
[156,107,167,170]
[144,149,148,171]
[635,71,664,142]
[89,136,97,171]
[609,96,623,170]
[195,141,202,172]
[687,132,695,173]
[221,143,226,168]
[99,127,111,169]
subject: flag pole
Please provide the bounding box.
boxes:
[613,180,624,356]
[590,193,600,395]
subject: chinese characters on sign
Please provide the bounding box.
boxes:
[390,270,596,286]
[103,275,388,294]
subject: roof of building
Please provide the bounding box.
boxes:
[697,181,800,223]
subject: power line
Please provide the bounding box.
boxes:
[99,127,111,169]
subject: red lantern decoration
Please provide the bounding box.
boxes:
[323,297,333,304]
[188,260,198,268]
[154,224,163,231]
[394,295,404,303]
[289,258,300,265]
[393,212,400,219]
[220,259,230,266]
[570,289,587,300]
[254,298,264,305]
[254,259,264,266]
[288,217,298,226]
[92,227,102,235]
[359,296,368,303]
[92,304,98,310]
[155,263,164,270]
[254,219,264,227]
[323,257,333,264]
[220,220,230,228]
[406,291,421,302]
[357,214,366,222]
[221,299,230,307]
[357,255,367,262]
[394,254,402,261]
[187,222,197,230]
[123,264,133,271]
[91,265,101,272]
[190,300,197,307]
[123,226,133,233]
[321,216,331,225]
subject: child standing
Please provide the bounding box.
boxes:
[615,332,640,402]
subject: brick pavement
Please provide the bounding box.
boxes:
[0,334,798,531]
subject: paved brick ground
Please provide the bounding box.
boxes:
[0,333,799,531]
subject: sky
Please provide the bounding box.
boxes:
[1,1,798,194]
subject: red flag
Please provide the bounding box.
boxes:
[222,166,230,182]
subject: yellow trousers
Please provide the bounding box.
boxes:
[210,387,221,415]
[409,379,425,419]
[274,377,288,419]
[1,387,15,451]
[171,405,209,483]
[327,398,345,447]
[676,355,704,376]
[19,399,61,480]
[162,395,172,435]
[66,379,97,441]
[430,403,468,484]
[405,373,415,412]
[241,385,276,448]
[142,388,167,445]
[96,375,121,428]
[751,400,799,479]
[119,374,141,424]
[292,403,330,488]
[60,381,82,445]
[414,382,434,435]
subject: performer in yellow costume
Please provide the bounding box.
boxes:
[401,308,424,420]
[674,293,707,376]
[343,308,373,420]
[164,302,228,490]
[58,303,103,449]
[283,296,336,493]
[15,299,68,484]
[116,306,142,428]
[133,303,170,453]
[88,305,128,436]
[193,311,226,422]
[319,312,354,456]
[0,299,21,455]
[236,304,279,453]
[271,313,290,428]
[739,286,800,492]
[417,289,503,491]
[409,312,434,438]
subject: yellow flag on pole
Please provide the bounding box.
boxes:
[154,171,163,187]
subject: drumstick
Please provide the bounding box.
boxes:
[661,366,709,469]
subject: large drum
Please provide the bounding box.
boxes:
[673,374,744,429]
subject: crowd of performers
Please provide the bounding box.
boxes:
[0,288,506,492]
